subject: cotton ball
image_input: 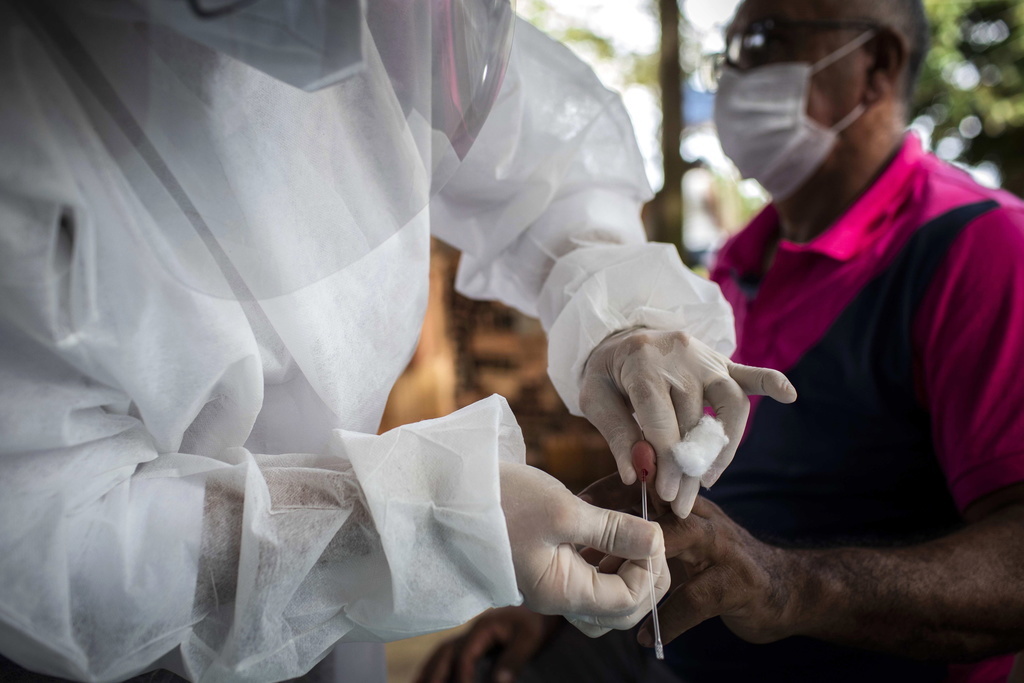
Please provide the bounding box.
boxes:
[670,416,729,479]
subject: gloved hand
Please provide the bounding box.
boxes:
[580,328,797,517]
[499,462,669,636]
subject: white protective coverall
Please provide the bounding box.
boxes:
[0,1,735,681]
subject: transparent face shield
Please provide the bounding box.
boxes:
[23,0,516,300]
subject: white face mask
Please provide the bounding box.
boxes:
[713,30,876,200]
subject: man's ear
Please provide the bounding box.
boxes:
[864,28,909,107]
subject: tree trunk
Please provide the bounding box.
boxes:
[647,0,694,265]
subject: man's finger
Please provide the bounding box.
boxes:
[492,628,542,683]
[640,566,731,646]
[700,379,750,488]
[657,510,713,558]
[631,440,657,481]
[570,503,664,560]
[689,495,720,519]
[579,377,645,485]
[416,640,457,683]
[458,621,506,683]
[728,363,797,404]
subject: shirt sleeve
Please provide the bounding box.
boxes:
[913,203,1024,512]
[431,18,736,415]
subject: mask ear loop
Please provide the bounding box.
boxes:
[810,29,878,75]
[829,102,867,134]
[810,30,878,133]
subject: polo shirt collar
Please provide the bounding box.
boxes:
[719,134,926,274]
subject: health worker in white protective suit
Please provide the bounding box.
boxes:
[0,0,797,681]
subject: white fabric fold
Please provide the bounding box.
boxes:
[541,242,737,416]
[0,8,733,682]
[432,19,737,417]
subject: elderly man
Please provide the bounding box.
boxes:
[420,0,1024,681]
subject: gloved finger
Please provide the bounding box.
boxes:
[415,639,457,683]
[654,453,684,505]
[577,473,641,513]
[700,379,749,488]
[568,502,664,561]
[566,616,612,639]
[570,552,670,631]
[670,475,702,518]
[654,384,705,503]
[579,376,645,485]
[728,363,797,404]
[624,374,680,481]
[563,553,642,616]
[458,620,507,683]
[640,565,732,646]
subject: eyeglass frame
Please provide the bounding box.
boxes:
[699,18,882,91]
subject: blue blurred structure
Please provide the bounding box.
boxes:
[684,82,715,126]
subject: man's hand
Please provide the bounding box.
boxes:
[638,496,795,647]
[640,486,1024,660]
[580,328,796,516]
[415,607,559,683]
[578,474,795,646]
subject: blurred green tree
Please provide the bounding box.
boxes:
[916,0,1024,195]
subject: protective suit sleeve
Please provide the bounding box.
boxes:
[0,313,521,681]
[0,191,520,683]
[0,13,524,679]
[0,299,521,683]
[431,18,736,415]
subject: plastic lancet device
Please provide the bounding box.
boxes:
[641,469,665,660]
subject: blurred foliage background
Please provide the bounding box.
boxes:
[916,0,1024,195]
[520,0,1024,250]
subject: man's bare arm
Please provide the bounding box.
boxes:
[629,482,1024,661]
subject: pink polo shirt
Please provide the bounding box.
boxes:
[710,135,1024,683]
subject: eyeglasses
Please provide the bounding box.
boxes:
[698,18,881,91]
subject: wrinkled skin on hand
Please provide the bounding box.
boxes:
[415,606,558,683]
[639,495,793,646]
[578,473,793,647]
[580,328,797,517]
[499,462,670,637]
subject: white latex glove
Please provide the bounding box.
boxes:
[580,328,798,517]
[499,462,670,637]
